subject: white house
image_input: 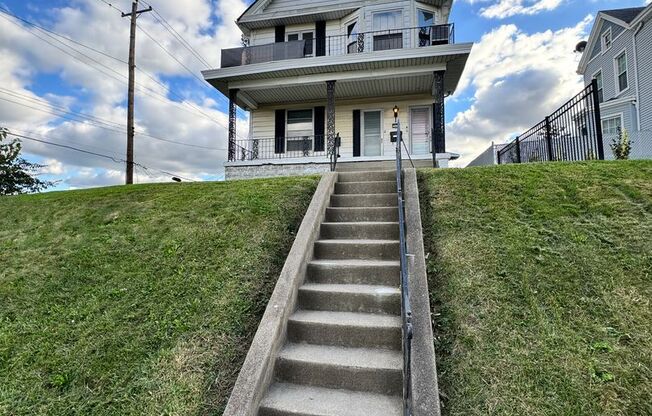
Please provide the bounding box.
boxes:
[202,0,473,179]
[577,4,652,159]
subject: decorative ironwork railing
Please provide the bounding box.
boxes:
[232,135,341,170]
[497,79,605,164]
[221,24,455,68]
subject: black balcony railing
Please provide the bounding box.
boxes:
[221,24,455,68]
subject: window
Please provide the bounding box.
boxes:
[347,20,360,54]
[418,10,434,27]
[417,10,435,47]
[286,109,313,152]
[602,116,622,136]
[372,10,403,51]
[593,71,604,103]
[373,10,402,31]
[615,51,628,93]
[287,32,314,56]
[601,28,612,51]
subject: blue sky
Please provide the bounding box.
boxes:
[0,0,649,189]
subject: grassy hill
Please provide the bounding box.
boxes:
[419,161,652,416]
[0,177,319,416]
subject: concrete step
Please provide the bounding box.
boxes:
[298,283,400,315]
[258,383,402,416]
[320,222,399,240]
[288,310,402,349]
[330,193,398,208]
[338,170,396,183]
[306,259,400,286]
[335,181,396,195]
[325,207,398,223]
[275,343,402,396]
[314,239,399,261]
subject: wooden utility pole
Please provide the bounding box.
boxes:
[122,0,151,184]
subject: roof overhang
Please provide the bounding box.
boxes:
[577,6,652,74]
[237,0,454,34]
[202,43,473,109]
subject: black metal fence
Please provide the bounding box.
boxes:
[221,24,454,68]
[497,79,604,164]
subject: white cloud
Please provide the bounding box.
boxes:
[467,0,565,19]
[0,0,248,188]
[447,16,592,167]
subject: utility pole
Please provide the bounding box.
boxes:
[122,0,152,185]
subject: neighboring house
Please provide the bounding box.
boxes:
[577,5,652,159]
[202,0,473,179]
[466,142,507,167]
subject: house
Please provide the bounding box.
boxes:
[202,0,473,179]
[577,4,652,159]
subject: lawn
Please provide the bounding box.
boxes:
[419,161,652,416]
[0,176,319,416]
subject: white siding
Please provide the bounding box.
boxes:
[250,96,435,157]
[584,26,635,103]
[636,16,652,131]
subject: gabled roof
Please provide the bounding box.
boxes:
[576,5,651,74]
[602,7,645,24]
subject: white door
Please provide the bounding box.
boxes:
[410,107,431,155]
[363,111,382,156]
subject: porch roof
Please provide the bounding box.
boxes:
[202,43,472,109]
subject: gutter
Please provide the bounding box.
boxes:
[633,21,644,132]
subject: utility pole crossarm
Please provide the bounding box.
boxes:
[122,0,152,185]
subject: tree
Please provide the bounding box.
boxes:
[0,128,53,195]
[610,128,632,160]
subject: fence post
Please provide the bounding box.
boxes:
[544,116,554,161]
[591,79,605,160]
[515,136,521,163]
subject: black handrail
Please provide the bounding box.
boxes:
[394,118,413,416]
[330,133,341,172]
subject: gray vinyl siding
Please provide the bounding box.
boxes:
[584,26,635,102]
[589,20,625,61]
[263,0,360,13]
[636,17,652,131]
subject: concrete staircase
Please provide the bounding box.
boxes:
[258,170,403,416]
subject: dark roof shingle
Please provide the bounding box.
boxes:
[601,7,646,24]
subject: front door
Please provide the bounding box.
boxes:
[410,107,431,155]
[363,110,382,156]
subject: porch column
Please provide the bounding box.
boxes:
[228,89,239,162]
[432,70,446,165]
[326,80,336,156]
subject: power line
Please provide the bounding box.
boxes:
[140,0,212,68]
[0,91,227,151]
[6,130,197,182]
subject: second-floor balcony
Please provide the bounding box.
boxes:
[221,24,455,68]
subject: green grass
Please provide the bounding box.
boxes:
[419,161,652,416]
[0,177,320,416]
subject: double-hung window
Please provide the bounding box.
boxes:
[286,109,313,153]
[287,32,314,56]
[372,10,403,51]
[602,116,622,137]
[601,29,612,52]
[593,71,604,103]
[615,51,628,93]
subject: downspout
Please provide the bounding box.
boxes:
[633,21,644,132]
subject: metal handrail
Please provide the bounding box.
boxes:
[394,117,413,416]
[329,133,341,172]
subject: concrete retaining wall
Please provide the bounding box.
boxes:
[222,172,338,416]
[226,163,331,180]
[404,168,441,416]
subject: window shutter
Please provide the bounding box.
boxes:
[353,110,361,157]
[275,26,285,43]
[275,109,286,154]
[314,106,325,152]
[316,21,326,57]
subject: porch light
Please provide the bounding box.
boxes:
[393,106,400,121]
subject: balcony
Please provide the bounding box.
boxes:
[221,24,455,68]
